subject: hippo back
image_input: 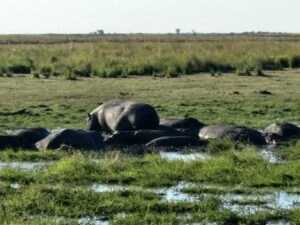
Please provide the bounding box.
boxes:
[88,99,160,133]
[36,129,104,151]
[199,125,266,145]
[264,123,300,142]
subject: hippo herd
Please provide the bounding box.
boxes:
[0,99,300,151]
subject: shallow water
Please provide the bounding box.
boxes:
[266,221,291,225]
[260,144,283,164]
[92,182,300,215]
[0,161,50,170]
[92,181,198,202]
[159,151,211,161]
[78,217,109,225]
[216,190,300,214]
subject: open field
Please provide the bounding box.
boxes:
[0,35,300,224]
[0,70,299,132]
[1,34,300,77]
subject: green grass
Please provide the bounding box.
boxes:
[1,34,300,78]
[0,35,300,224]
[0,70,299,132]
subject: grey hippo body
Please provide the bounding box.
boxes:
[199,125,266,145]
[87,99,160,133]
[35,129,104,151]
[160,117,205,137]
[263,123,300,142]
[0,128,50,150]
[146,136,205,147]
[104,129,183,145]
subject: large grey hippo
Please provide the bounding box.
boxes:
[0,128,50,150]
[160,117,205,137]
[263,123,300,142]
[146,136,205,147]
[35,129,104,151]
[199,125,266,145]
[87,99,160,133]
[104,129,183,145]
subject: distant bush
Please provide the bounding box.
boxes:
[32,73,40,78]
[66,73,77,80]
[254,66,265,76]
[40,66,52,77]
[165,66,180,78]
[183,57,202,74]
[257,58,282,70]
[8,64,31,74]
[236,65,252,76]
[73,63,92,77]
[290,55,300,68]
[276,57,289,68]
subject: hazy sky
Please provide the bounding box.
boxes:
[0,0,299,34]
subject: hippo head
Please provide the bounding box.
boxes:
[86,114,102,131]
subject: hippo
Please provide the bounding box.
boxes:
[87,99,160,133]
[263,123,300,143]
[146,136,205,147]
[104,129,183,145]
[0,128,50,150]
[199,125,266,145]
[160,117,205,137]
[0,135,18,149]
[35,129,104,151]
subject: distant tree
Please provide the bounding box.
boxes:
[175,28,181,35]
[192,29,196,35]
[96,29,105,35]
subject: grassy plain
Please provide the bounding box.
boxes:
[0,35,300,224]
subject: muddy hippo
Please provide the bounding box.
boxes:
[160,117,205,137]
[199,125,266,145]
[263,123,300,143]
[146,136,204,147]
[35,129,104,151]
[0,128,50,150]
[104,129,183,145]
[87,99,160,133]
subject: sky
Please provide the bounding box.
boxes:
[0,0,299,34]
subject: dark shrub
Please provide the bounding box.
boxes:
[51,56,58,63]
[183,56,202,74]
[73,63,92,77]
[236,65,251,76]
[276,57,289,68]
[106,68,123,78]
[290,55,300,68]
[258,58,282,70]
[8,64,31,74]
[40,66,52,77]
[32,73,40,78]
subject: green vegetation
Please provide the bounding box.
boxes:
[0,34,300,224]
[1,34,300,78]
[0,70,299,132]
